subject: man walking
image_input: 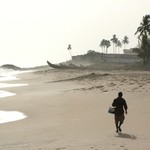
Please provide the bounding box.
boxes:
[112,92,128,132]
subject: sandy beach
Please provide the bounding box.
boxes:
[0,68,150,150]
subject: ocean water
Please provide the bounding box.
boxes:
[0,68,28,124]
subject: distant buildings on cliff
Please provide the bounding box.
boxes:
[72,49,141,65]
[123,48,137,55]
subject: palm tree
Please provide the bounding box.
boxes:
[110,34,118,53]
[122,36,129,49]
[100,39,111,53]
[67,44,72,59]
[116,40,122,54]
[135,15,150,64]
[135,15,150,40]
[105,40,111,54]
[99,39,106,53]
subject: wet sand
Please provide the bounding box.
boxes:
[0,68,150,149]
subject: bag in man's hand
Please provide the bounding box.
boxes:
[108,107,115,114]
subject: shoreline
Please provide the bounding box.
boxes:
[0,68,149,149]
[0,71,32,124]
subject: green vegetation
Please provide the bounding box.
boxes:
[110,34,118,53]
[67,44,72,59]
[99,39,111,53]
[122,36,129,49]
[99,35,129,54]
[116,40,122,54]
[135,15,150,64]
[68,14,150,66]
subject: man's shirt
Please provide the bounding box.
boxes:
[112,97,128,115]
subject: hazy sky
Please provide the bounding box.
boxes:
[0,0,149,67]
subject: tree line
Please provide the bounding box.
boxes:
[99,35,129,54]
[68,14,150,64]
[134,14,150,64]
[100,14,150,64]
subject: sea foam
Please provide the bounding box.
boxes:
[0,68,28,123]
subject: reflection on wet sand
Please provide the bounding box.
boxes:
[0,83,28,88]
[0,110,27,124]
[0,71,29,124]
[0,90,16,98]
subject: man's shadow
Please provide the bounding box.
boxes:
[115,133,137,140]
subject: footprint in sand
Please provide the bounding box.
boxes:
[120,145,124,147]
[102,90,108,92]
[90,145,100,150]
[118,145,129,150]
[55,147,66,150]
[110,83,116,86]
